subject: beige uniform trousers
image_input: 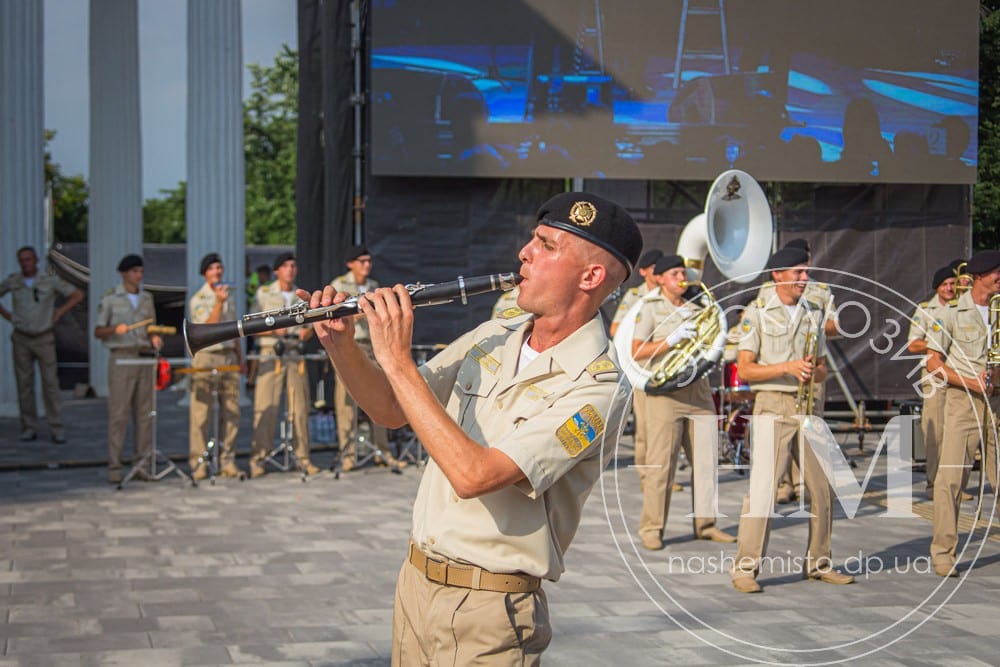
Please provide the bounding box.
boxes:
[733,391,834,579]
[251,354,312,465]
[11,330,63,434]
[781,380,825,496]
[631,389,649,487]
[930,387,1000,567]
[921,381,947,489]
[107,350,154,473]
[334,343,389,461]
[639,382,717,540]
[188,349,241,468]
[391,559,551,666]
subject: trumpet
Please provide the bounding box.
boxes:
[954,261,973,296]
[986,293,1000,395]
[795,305,824,424]
[184,272,522,355]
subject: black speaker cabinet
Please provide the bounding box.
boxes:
[899,400,925,463]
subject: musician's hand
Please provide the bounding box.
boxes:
[786,357,814,382]
[966,370,991,396]
[358,285,414,374]
[150,335,163,351]
[301,287,355,345]
[213,283,229,301]
[114,323,129,336]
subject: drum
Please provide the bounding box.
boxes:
[724,362,755,403]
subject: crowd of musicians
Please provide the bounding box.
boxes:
[3,190,1000,661]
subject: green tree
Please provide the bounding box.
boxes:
[976,2,1000,250]
[143,181,187,243]
[244,44,298,244]
[45,130,89,243]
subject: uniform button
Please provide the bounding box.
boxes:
[428,536,436,545]
[465,382,472,390]
[497,400,504,409]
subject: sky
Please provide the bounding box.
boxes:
[44,0,297,200]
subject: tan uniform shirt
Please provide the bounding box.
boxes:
[738,294,827,393]
[188,282,237,353]
[928,291,989,378]
[611,283,652,328]
[0,270,77,335]
[632,291,694,368]
[490,286,523,319]
[757,280,836,325]
[96,285,156,350]
[252,281,306,350]
[331,271,379,343]
[413,313,628,581]
[907,297,949,376]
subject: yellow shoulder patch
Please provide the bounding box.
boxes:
[918,301,929,308]
[948,298,959,306]
[586,358,618,382]
[556,404,606,458]
[499,307,524,319]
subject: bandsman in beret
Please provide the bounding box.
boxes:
[248,252,322,478]
[94,254,162,484]
[187,253,245,481]
[305,191,640,662]
[629,253,737,550]
[906,264,958,500]
[926,249,1000,577]
[329,244,406,471]
[731,247,855,592]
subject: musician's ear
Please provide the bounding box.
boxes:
[579,263,608,293]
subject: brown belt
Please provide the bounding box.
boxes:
[407,542,541,594]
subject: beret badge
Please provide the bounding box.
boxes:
[569,201,598,227]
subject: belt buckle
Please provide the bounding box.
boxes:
[424,555,448,584]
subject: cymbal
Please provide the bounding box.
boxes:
[173,365,241,375]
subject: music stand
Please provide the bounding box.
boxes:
[117,355,192,490]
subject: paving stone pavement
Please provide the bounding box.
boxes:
[2,394,1000,665]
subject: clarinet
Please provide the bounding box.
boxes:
[184,272,522,355]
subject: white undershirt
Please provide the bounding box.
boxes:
[977,304,990,330]
[281,290,295,307]
[518,336,540,374]
[23,277,35,288]
[126,293,140,309]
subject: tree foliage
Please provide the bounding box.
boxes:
[143,181,187,243]
[975,3,1000,250]
[244,45,298,244]
[45,130,89,243]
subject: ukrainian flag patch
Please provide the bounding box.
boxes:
[556,404,605,457]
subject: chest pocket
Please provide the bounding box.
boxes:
[951,324,984,365]
[501,383,554,429]
[455,358,499,429]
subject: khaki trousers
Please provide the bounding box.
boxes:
[921,380,947,489]
[780,380,825,497]
[188,349,241,468]
[732,391,834,579]
[639,380,718,540]
[391,558,551,666]
[11,330,63,434]
[107,351,153,472]
[334,342,389,462]
[631,389,649,488]
[930,388,1000,567]
[251,353,312,465]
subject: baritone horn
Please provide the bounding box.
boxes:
[613,169,775,390]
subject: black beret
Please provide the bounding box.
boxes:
[536,192,643,277]
[932,265,955,290]
[345,245,371,262]
[638,249,663,269]
[273,251,295,271]
[965,250,1000,275]
[117,254,143,272]
[653,254,685,274]
[784,238,811,254]
[765,247,809,271]
[199,252,222,275]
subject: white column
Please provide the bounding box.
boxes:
[186,0,245,323]
[0,0,45,417]
[88,0,143,396]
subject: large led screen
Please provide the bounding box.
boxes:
[370,1,979,183]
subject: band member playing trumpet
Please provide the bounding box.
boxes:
[926,250,1000,577]
[631,254,735,550]
[730,247,854,593]
[906,265,956,499]
[188,253,244,481]
[307,192,640,663]
[94,254,163,484]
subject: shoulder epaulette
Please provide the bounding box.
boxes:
[948,298,959,306]
[918,301,929,308]
[804,300,823,312]
[586,357,619,382]
[762,281,774,288]
[499,307,524,319]
[754,297,765,308]
[104,287,115,296]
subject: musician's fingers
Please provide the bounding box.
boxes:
[299,288,321,308]
[392,284,413,312]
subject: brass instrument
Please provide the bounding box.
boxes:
[794,304,824,424]
[954,261,973,296]
[184,272,522,356]
[987,293,1000,394]
[644,280,726,395]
